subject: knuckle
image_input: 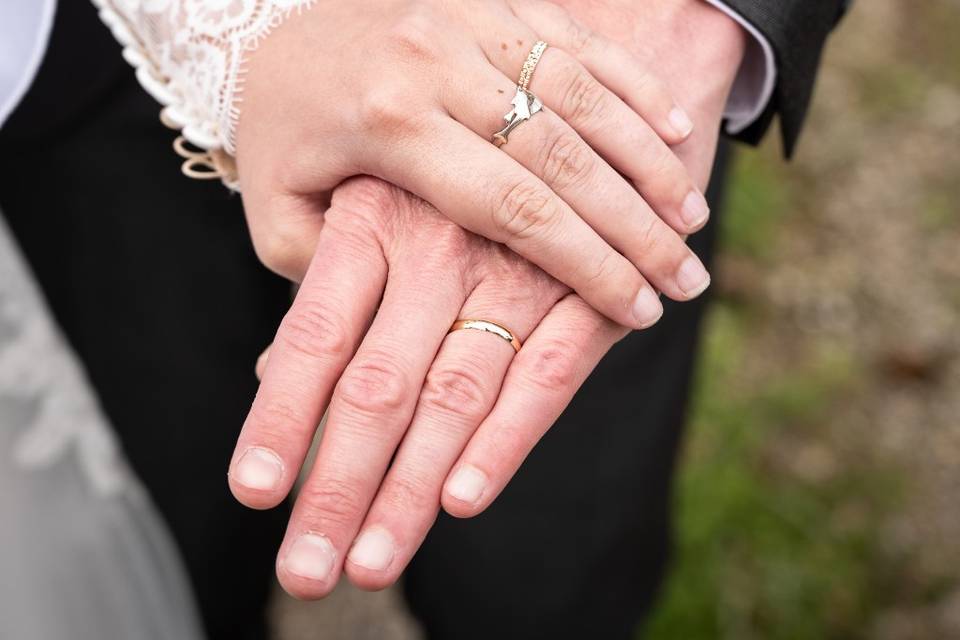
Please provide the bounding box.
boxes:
[432,224,473,260]
[649,153,693,204]
[384,6,441,63]
[633,67,656,95]
[516,337,581,391]
[298,477,366,529]
[633,133,677,186]
[358,86,422,138]
[637,147,695,212]
[563,17,595,55]
[381,474,437,514]
[420,362,490,421]
[540,130,594,191]
[396,200,472,263]
[327,182,399,243]
[479,255,565,308]
[332,177,399,221]
[494,180,560,241]
[279,300,351,361]
[482,423,525,467]
[631,212,662,256]
[581,251,620,290]
[248,393,309,436]
[562,69,608,124]
[337,354,409,415]
[647,148,680,183]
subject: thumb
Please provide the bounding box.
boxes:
[241,185,328,283]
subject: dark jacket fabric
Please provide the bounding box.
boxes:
[722,0,851,156]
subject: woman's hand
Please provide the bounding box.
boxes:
[235,0,713,330]
[228,177,628,598]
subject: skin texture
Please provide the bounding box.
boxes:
[232,176,622,597]
[553,0,747,185]
[229,0,747,598]
[234,0,716,330]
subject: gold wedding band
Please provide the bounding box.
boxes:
[517,40,548,91]
[449,319,522,352]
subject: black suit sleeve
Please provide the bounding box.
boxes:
[719,0,851,156]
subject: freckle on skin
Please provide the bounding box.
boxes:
[516,39,523,47]
[501,42,508,50]
[497,88,505,94]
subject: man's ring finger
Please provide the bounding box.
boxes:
[449,319,522,352]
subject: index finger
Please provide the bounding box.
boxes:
[228,206,388,510]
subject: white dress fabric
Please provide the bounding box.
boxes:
[0,213,205,640]
[93,0,316,154]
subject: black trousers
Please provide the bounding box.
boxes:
[0,4,724,639]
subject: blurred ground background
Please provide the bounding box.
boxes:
[272,0,960,637]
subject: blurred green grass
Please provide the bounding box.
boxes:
[643,293,898,640]
[712,150,791,261]
[639,1,960,636]
[641,150,904,639]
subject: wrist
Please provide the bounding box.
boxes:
[684,0,749,85]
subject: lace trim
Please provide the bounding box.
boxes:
[92,0,316,156]
[170,132,239,188]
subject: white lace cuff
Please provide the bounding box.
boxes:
[92,0,315,155]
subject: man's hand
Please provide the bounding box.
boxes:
[229,177,628,598]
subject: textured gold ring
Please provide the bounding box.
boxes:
[449,319,522,352]
[492,41,549,147]
[518,40,548,91]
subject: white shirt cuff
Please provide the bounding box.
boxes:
[702,0,777,134]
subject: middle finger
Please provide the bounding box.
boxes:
[274,252,465,599]
[344,268,566,589]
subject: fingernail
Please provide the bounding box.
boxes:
[681,190,710,230]
[632,287,664,328]
[284,533,336,581]
[677,256,711,298]
[669,107,694,138]
[348,526,395,571]
[232,447,283,491]
[447,465,487,505]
